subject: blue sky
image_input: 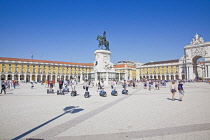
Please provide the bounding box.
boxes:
[0,0,210,64]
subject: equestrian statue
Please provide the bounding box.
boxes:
[96,31,110,51]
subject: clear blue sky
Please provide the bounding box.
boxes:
[0,0,210,64]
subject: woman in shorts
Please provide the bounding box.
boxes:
[170,81,177,101]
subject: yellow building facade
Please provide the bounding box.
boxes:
[0,57,93,82]
[0,57,186,82]
[136,59,184,80]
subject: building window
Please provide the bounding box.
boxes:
[48,66,50,73]
[21,65,24,73]
[15,66,18,72]
[9,67,12,73]
[33,66,35,73]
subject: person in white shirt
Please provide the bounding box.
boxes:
[71,79,77,91]
[112,80,117,91]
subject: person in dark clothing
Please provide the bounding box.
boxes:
[178,81,184,101]
[1,81,6,94]
[58,79,63,90]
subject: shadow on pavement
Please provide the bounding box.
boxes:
[12,106,84,140]
[167,98,179,101]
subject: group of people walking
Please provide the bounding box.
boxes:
[1,80,18,94]
[144,80,167,90]
[170,81,184,101]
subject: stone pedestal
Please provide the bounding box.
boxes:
[91,49,116,86]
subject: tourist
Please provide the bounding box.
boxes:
[50,81,53,90]
[71,79,77,92]
[122,80,127,90]
[178,81,184,101]
[13,80,16,89]
[157,81,160,90]
[101,81,104,90]
[170,81,177,101]
[48,80,50,88]
[45,80,48,88]
[155,81,158,90]
[7,80,10,89]
[133,81,136,89]
[92,81,94,87]
[64,79,68,87]
[112,80,117,91]
[144,81,147,89]
[148,81,151,91]
[58,79,64,91]
[97,81,101,91]
[164,81,167,88]
[84,80,89,92]
[1,81,6,94]
[31,82,34,89]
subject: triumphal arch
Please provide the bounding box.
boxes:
[182,33,210,80]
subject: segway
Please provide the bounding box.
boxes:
[99,90,107,97]
[47,88,54,94]
[111,90,118,96]
[71,90,77,96]
[47,82,54,94]
[57,89,64,95]
[84,91,90,98]
[122,89,128,95]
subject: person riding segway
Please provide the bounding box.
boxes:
[84,80,90,98]
[99,81,107,97]
[71,79,77,96]
[47,81,54,93]
[111,80,118,96]
[57,79,64,95]
[122,80,128,95]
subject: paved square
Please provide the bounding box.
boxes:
[0,82,210,140]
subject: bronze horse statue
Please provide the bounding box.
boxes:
[96,35,110,51]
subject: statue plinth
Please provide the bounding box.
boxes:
[91,49,116,86]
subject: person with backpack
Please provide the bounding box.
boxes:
[178,81,184,101]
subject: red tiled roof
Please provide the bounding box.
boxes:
[143,59,179,66]
[0,57,94,66]
[114,64,136,68]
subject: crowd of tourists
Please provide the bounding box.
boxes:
[0,80,19,94]
[0,78,207,102]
